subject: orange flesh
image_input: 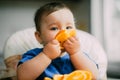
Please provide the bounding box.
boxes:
[44,70,92,80]
[55,30,76,49]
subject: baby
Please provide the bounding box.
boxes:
[17,2,106,80]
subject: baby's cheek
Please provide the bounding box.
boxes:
[46,36,55,42]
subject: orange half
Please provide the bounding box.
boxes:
[44,70,92,80]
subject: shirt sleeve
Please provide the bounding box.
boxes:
[17,48,42,66]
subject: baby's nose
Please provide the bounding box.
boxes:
[60,27,66,30]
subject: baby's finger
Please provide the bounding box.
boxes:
[51,39,59,45]
[64,39,72,46]
[67,37,76,43]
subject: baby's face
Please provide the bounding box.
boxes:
[40,8,76,45]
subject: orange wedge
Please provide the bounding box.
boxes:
[55,30,76,49]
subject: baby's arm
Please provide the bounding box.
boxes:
[70,51,98,80]
[63,36,98,80]
[17,52,51,80]
[17,40,61,80]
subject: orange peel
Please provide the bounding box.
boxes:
[55,29,76,49]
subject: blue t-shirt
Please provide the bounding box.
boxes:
[18,48,75,80]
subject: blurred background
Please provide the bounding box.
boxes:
[0,0,120,79]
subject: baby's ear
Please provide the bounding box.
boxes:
[35,31,42,43]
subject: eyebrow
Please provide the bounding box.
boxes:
[47,22,59,28]
[66,22,74,25]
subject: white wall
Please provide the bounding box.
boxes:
[91,0,120,62]
[0,1,44,54]
[103,0,120,62]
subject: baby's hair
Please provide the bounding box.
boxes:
[34,2,71,32]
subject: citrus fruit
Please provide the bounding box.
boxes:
[55,29,76,49]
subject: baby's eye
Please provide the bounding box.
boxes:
[66,26,72,30]
[50,27,58,31]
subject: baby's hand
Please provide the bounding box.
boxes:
[63,36,80,55]
[43,40,61,60]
